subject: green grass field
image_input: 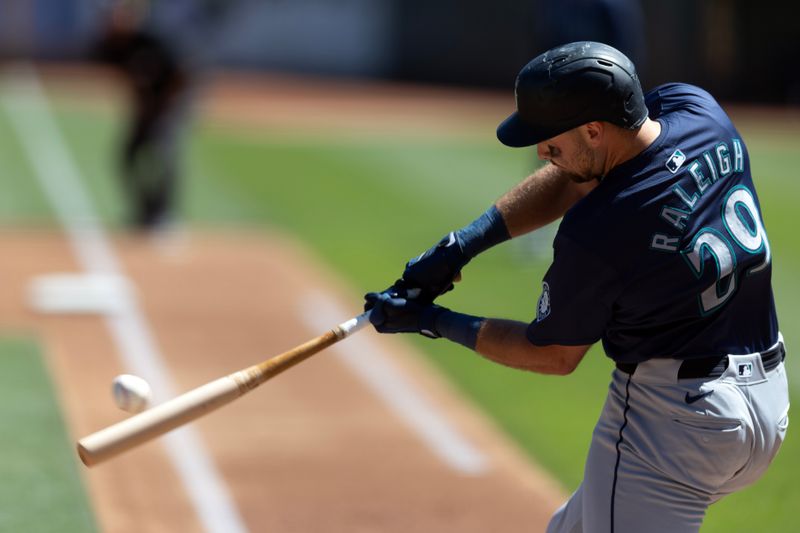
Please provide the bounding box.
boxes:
[0,338,97,533]
[1,75,797,531]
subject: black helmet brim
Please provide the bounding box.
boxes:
[496,112,568,148]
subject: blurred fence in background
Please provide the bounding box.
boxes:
[0,0,798,104]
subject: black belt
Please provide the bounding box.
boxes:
[616,342,785,379]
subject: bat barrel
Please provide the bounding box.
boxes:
[77,376,241,466]
[76,311,372,466]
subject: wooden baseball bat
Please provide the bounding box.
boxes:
[77,311,371,467]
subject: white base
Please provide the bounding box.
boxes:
[27,273,135,315]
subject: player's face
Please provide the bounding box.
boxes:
[537,128,602,183]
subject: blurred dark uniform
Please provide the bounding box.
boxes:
[536,0,647,77]
[93,1,241,231]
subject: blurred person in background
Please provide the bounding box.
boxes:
[92,0,244,233]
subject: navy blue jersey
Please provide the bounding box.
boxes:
[527,83,779,363]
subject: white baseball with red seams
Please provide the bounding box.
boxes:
[112,374,152,414]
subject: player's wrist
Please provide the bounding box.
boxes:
[418,304,447,339]
[434,309,485,350]
[455,204,511,259]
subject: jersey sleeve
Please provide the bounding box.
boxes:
[527,233,621,346]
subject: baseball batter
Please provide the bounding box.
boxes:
[365,41,788,532]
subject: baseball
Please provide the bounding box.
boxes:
[111,374,152,414]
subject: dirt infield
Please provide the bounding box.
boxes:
[0,228,564,532]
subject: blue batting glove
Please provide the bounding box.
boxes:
[402,232,468,303]
[364,291,446,339]
[363,279,411,311]
[402,206,511,303]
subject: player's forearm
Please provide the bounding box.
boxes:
[496,163,597,237]
[473,318,583,375]
[436,312,588,375]
[397,165,592,298]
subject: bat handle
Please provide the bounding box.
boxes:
[335,310,372,338]
[338,287,422,337]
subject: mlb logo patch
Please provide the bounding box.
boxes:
[666,149,687,173]
[738,363,753,377]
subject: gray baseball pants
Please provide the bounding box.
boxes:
[547,338,789,533]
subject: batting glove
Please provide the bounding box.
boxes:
[402,205,510,302]
[402,232,468,302]
[364,290,446,338]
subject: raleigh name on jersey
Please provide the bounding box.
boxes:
[527,83,778,364]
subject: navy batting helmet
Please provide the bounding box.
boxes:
[497,41,648,147]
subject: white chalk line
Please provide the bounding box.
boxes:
[0,64,249,533]
[299,292,489,476]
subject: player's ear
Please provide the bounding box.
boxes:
[583,122,604,146]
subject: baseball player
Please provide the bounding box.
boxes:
[365,41,788,532]
[93,0,246,231]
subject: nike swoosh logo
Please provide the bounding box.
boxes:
[685,391,714,404]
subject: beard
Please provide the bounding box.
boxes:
[566,140,602,183]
